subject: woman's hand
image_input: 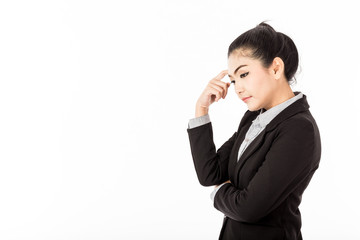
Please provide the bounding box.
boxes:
[195,70,230,117]
[215,180,231,189]
[215,180,231,188]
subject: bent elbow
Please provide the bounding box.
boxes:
[197,173,224,187]
[199,180,213,187]
[198,177,217,187]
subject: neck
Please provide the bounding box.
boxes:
[264,83,295,110]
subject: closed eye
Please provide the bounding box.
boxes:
[240,72,249,78]
[231,80,235,84]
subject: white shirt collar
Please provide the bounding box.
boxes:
[253,92,303,128]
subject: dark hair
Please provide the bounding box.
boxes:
[228,22,299,83]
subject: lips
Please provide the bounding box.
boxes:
[241,96,252,102]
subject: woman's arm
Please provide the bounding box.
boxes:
[187,70,232,186]
[187,123,237,186]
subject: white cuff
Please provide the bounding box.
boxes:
[188,114,211,129]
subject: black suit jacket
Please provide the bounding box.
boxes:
[187,93,321,240]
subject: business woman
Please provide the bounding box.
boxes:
[187,22,321,240]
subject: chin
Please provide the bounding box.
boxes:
[246,104,261,112]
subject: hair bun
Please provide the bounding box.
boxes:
[258,21,276,31]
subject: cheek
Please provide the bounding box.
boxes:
[248,77,265,94]
[251,73,272,94]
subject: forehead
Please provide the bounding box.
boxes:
[228,50,262,73]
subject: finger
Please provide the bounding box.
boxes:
[208,83,225,99]
[210,80,228,98]
[211,78,228,89]
[225,82,231,97]
[214,70,228,81]
[209,82,225,94]
[207,86,222,102]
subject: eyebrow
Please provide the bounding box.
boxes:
[228,64,248,78]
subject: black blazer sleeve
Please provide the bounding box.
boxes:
[214,116,321,223]
[187,122,237,186]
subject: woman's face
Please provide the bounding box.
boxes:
[227,50,278,111]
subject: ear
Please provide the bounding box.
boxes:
[271,57,285,80]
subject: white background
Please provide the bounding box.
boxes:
[0,1,359,239]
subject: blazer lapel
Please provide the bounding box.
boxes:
[234,93,310,174]
[228,111,258,181]
[236,128,267,172]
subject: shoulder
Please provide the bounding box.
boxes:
[275,110,320,140]
[269,110,321,167]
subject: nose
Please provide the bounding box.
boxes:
[234,80,245,95]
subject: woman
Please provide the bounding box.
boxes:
[187,22,321,240]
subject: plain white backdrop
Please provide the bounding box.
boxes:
[0,0,359,239]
